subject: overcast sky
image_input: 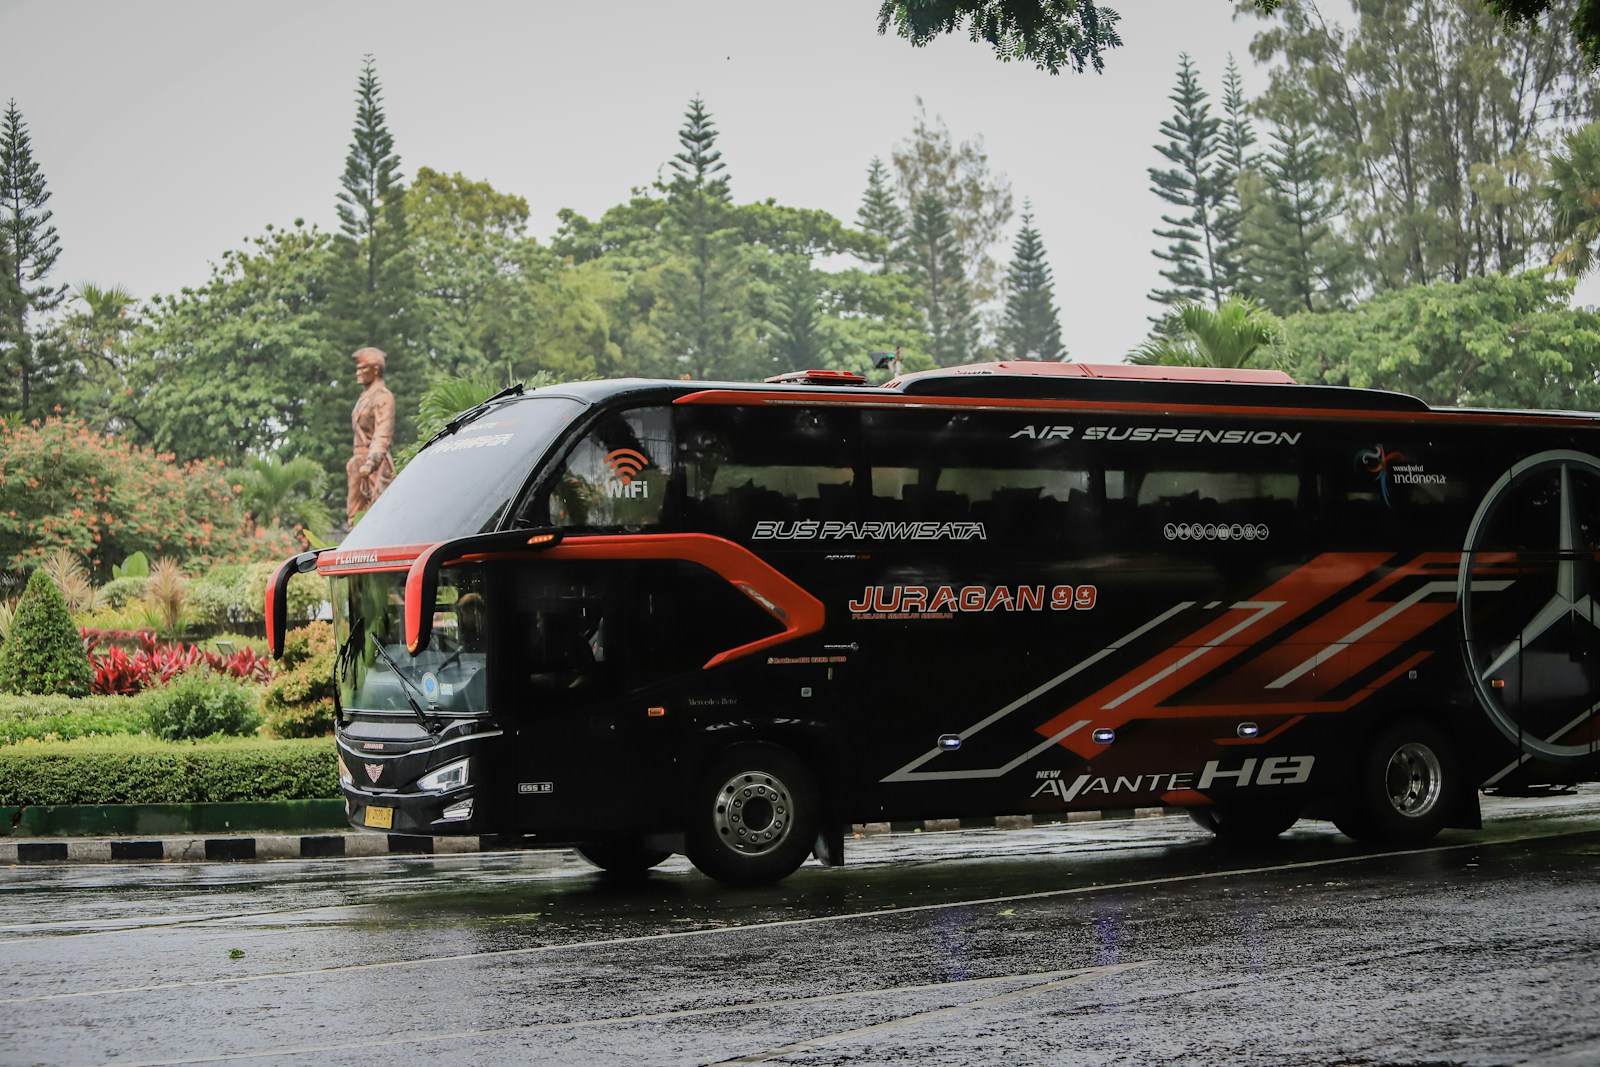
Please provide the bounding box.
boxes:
[4,0,1589,366]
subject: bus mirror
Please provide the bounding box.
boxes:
[403,529,564,655]
[266,549,329,659]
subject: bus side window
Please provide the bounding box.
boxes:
[865,408,1094,547]
[676,407,859,538]
[542,406,675,531]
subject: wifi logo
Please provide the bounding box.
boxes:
[605,448,650,485]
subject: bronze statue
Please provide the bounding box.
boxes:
[346,346,396,523]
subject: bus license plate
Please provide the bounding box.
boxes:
[364,805,394,829]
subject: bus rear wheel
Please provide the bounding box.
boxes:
[685,743,819,886]
[1187,803,1300,844]
[575,839,672,877]
[1334,719,1458,846]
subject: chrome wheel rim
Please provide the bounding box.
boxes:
[711,770,793,856]
[1385,742,1443,818]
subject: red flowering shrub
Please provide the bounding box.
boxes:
[0,415,299,579]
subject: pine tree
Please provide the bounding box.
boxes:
[1148,54,1224,317]
[0,99,67,417]
[899,191,976,367]
[1213,55,1256,297]
[998,204,1065,361]
[769,265,826,371]
[1243,124,1355,314]
[333,56,411,359]
[856,157,905,271]
[659,96,754,379]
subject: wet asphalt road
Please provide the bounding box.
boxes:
[3,791,1598,1067]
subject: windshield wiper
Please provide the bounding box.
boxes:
[368,633,441,737]
[421,384,525,451]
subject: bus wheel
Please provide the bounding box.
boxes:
[1187,803,1300,844]
[575,840,672,877]
[1334,719,1457,845]
[685,743,819,886]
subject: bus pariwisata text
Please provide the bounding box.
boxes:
[267,361,1600,885]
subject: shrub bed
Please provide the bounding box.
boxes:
[0,736,338,805]
[0,692,159,745]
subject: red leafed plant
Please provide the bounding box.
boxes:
[82,628,275,695]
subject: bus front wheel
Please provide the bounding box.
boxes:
[575,840,673,877]
[1333,718,1458,845]
[685,743,820,886]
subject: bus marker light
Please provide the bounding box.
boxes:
[647,707,666,717]
[525,533,557,546]
[1236,722,1261,739]
[938,734,962,751]
[1491,678,1506,689]
[1092,728,1116,745]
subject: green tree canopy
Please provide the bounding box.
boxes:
[1249,0,1600,292]
[1282,270,1600,408]
[123,221,346,472]
[877,2,1600,75]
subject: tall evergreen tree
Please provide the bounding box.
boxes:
[1148,54,1224,316]
[899,191,976,367]
[1213,55,1256,297]
[998,204,1065,361]
[658,96,754,379]
[0,100,67,418]
[1242,123,1356,315]
[333,56,411,361]
[856,157,905,271]
[768,264,826,371]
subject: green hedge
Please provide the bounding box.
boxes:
[0,692,158,745]
[0,736,338,805]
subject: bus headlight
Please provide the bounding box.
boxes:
[338,755,353,787]
[418,758,470,793]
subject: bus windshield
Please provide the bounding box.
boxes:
[342,395,584,548]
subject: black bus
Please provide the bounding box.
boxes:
[268,361,1600,884]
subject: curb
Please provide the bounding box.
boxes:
[0,807,1176,866]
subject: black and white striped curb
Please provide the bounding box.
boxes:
[0,808,1174,865]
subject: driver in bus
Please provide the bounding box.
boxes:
[455,592,487,652]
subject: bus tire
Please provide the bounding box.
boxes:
[575,840,672,877]
[1187,803,1300,844]
[685,743,820,886]
[1333,718,1458,845]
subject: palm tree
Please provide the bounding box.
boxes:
[238,456,334,540]
[1129,295,1283,369]
[1548,122,1600,278]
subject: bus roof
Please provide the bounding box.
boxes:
[514,362,1600,422]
